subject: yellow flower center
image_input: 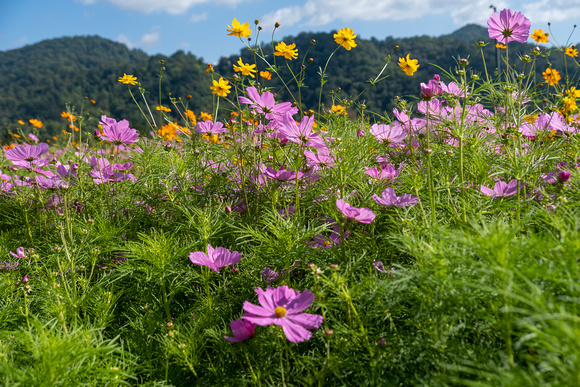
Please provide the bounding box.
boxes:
[275,306,287,317]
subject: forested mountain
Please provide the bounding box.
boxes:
[1,26,576,139]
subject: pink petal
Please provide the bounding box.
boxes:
[242,301,274,318]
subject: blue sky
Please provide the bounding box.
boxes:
[1,0,579,64]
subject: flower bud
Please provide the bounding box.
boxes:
[557,170,571,183]
[275,22,280,28]
[22,275,29,283]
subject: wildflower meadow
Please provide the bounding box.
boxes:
[2,9,580,386]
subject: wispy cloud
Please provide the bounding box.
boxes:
[116,30,161,49]
[190,12,208,23]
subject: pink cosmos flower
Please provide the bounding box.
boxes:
[225,319,256,342]
[99,116,140,145]
[195,120,227,136]
[487,9,531,44]
[242,285,323,343]
[304,148,337,168]
[372,187,418,207]
[239,86,298,121]
[420,78,443,100]
[480,179,523,198]
[369,123,407,145]
[189,244,242,273]
[364,163,402,183]
[278,112,325,148]
[10,247,26,259]
[5,143,49,163]
[263,165,303,182]
[336,199,376,224]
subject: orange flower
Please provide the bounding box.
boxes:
[156,106,171,112]
[29,119,43,128]
[199,111,213,121]
[185,110,197,125]
[543,68,561,86]
[259,70,272,80]
[61,111,76,121]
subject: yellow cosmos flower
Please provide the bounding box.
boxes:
[156,106,171,112]
[233,57,257,78]
[274,42,298,60]
[542,68,561,86]
[17,120,25,125]
[211,77,231,97]
[562,96,578,113]
[227,18,251,38]
[566,87,580,98]
[29,119,43,128]
[495,43,507,49]
[199,111,214,121]
[398,54,420,76]
[530,29,549,43]
[334,27,357,51]
[331,104,347,115]
[565,46,578,58]
[118,73,138,85]
[260,70,272,80]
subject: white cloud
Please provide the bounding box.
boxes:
[190,12,208,23]
[116,30,161,49]
[17,36,29,46]
[523,0,580,24]
[261,0,513,29]
[82,0,250,14]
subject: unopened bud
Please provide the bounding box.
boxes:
[557,170,571,183]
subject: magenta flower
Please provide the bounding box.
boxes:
[480,179,523,198]
[372,187,418,207]
[487,9,531,44]
[5,143,49,163]
[225,319,256,342]
[364,163,402,183]
[261,267,280,283]
[242,285,323,343]
[195,120,227,136]
[9,247,26,259]
[304,148,337,168]
[189,244,241,273]
[99,116,140,145]
[557,170,571,183]
[310,225,349,248]
[239,86,298,121]
[369,123,407,145]
[420,78,442,100]
[278,112,325,148]
[263,165,302,182]
[336,199,376,224]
